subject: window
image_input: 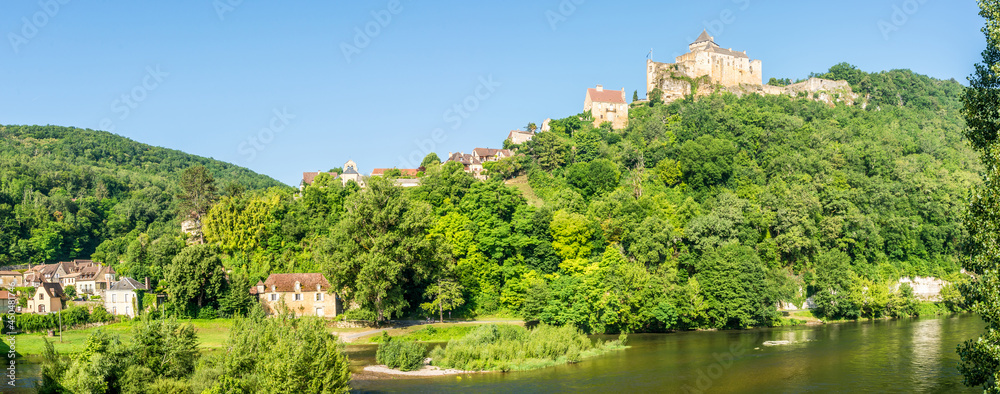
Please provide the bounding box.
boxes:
[294,282,301,292]
[125,294,130,303]
[38,292,43,300]
[270,294,278,301]
[271,285,276,292]
[294,294,303,301]
[315,293,323,301]
[112,294,117,303]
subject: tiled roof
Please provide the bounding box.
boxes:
[446,152,481,166]
[693,30,713,44]
[39,283,64,298]
[0,271,21,276]
[587,88,626,104]
[108,277,147,291]
[302,171,339,186]
[262,273,330,293]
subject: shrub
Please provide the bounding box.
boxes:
[375,332,426,371]
[91,305,114,323]
[197,306,218,320]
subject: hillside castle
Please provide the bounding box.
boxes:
[646,31,857,106]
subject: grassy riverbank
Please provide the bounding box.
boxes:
[11,319,234,355]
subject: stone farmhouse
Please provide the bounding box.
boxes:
[27,283,65,314]
[105,277,148,318]
[646,30,856,105]
[584,85,629,130]
[0,271,21,288]
[506,130,534,145]
[252,273,342,318]
[446,148,514,180]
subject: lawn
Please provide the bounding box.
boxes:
[9,318,234,356]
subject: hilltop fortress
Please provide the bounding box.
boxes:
[646,31,858,105]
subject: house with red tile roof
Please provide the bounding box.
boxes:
[252,273,343,318]
[584,84,629,129]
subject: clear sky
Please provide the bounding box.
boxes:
[1,0,986,186]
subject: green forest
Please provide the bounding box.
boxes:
[0,64,976,332]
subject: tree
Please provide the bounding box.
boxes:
[959,1,1000,390]
[421,278,465,322]
[649,88,663,106]
[527,132,571,171]
[526,122,538,132]
[317,176,439,322]
[63,285,76,299]
[420,152,441,169]
[177,166,218,244]
[633,90,639,102]
[165,244,227,313]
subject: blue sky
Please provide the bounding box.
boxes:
[0,0,986,186]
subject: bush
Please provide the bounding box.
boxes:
[375,332,426,371]
[429,324,625,372]
[197,306,218,320]
[91,305,114,323]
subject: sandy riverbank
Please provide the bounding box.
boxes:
[362,365,486,377]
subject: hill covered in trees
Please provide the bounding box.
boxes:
[0,125,284,267]
[192,64,975,332]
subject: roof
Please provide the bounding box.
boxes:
[302,171,339,186]
[371,168,420,177]
[0,290,9,299]
[446,152,481,166]
[472,148,512,158]
[108,277,147,292]
[38,283,64,298]
[78,264,115,281]
[261,273,330,293]
[587,88,626,104]
[61,272,82,279]
[250,280,265,295]
[693,30,713,44]
[0,271,20,276]
[705,46,749,59]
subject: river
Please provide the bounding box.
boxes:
[348,314,985,393]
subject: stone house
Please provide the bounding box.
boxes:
[472,148,514,163]
[300,171,340,190]
[0,271,21,288]
[252,273,341,318]
[105,277,148,318]
[339,160,364,186]
[445,152,485,180]
[27,283,65,314]
[506,130,534,145]
[584,85,629,129]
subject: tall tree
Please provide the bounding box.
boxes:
[317,176,439,322]
[177,166,218,244]
[165,244,227,313]
[959,1,1000,390]
[422,278,465,322]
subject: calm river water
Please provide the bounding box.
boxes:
[348,314,985,393]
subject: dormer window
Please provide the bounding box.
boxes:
[271,285,276,292]
[316,284,321,292]
[294,282,301,292]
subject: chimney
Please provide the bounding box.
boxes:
[144,277,149,289]
[596,85,603,92]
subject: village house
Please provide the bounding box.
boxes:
[300,171,339,190]
[0,290,13,314]
[446,152,485,180]
[105,277,148,318]
[339,160,364,186]
[74,263,117,296]
[0,271,21,288]
[370,168,422,187]
[506,130,534,145]
[584,84,629,130]
[252,273,341,318]
[27,283,65,314]
[472,148,514,163]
